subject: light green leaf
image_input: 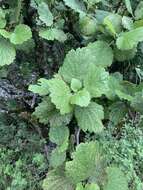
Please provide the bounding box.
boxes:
[85,183,100,190]
[0,38,16,66]
[39,28,67,42]
[59,41,113,83]
[103,167,128,190]
[79,16,98,36]
[84,64,109,98]
[49,148,66,168]
[116,27,143,50]
[109,102,128,125]
[10,24,32,45]
[48,78,73,114]
[122,16,133,30]
[0,29,11,39]
[49,125,69,145]
[71,78,82,92]
[29,78,49,96]
[104,14,122,35]
[115,89,133,101]
[135,1,143,20]
[38,2,53,26]
[70,88,90,107]
[43,170,74,190]
[75,102,104,133]
[63,0,86,14]
[76,183,100,190]
[125,0,133,15]
[65,141,103,184]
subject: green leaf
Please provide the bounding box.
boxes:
[79,16,98,36]
[43,170,74,190]
[103,167,128,190]
[48,77,73,114]
[115,89,133,101]
[0,29,11,39]
[49,111,73,127]
[109,102,128,125]
[85,184,100,190]
[71,78,82,92]
[105,72,123,100]
[122,16,133,30]
[131,91,143,113]
[38,2,53,26]
[49,125,69,145]
[65,141,103,184]
[70,88,91,107]
[10,24,32,45]
[63,0,86,14]
[33,97,55,124]
[135,1,143,20]
[39,28,67,42]
[49,148,66,168]
[75,102,104,133]
[0,38,16,66]
[76,183,100,190]
[116,27,143,50]
[104,14,122,35]
[84,64,109,98]
[124,0,133,15]
[29,78,49,96]
[0,8,6,29]
[114,47,137,62]
[59,41,113,83]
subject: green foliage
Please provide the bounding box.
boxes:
[38,2,53,26]
[65,141,103,184]
[104,167,128,190]
[1,0,143,189]
[75,102,104,133]
[0,37,16,66]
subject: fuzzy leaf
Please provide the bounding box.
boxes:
[10,24,32,45]
[38,2,53,26]
[135,1,143,20]
[109,102,128,125]
[122,16,133,30]
[33,97,55,124]
[116,27,143,50]
[84,64,109,98]
[114,47,136,62]
[63,0,86,14]
[49,148,66,168]
[29,78,49,96]
[43,170,74,190]
[0,38,16,66]
[103,167,128,190]
[125,0,133,15]
[59,41,113,83]
[75,102,104,133]
[71,78,82,92]
[48,78,73,114]
[76,183,100,190]
[70,88,91,107]
[49,125,69,145]
[39,28,67,42]
[104,14,122,35]
[131,91,143,113]
[65,141,103,184]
